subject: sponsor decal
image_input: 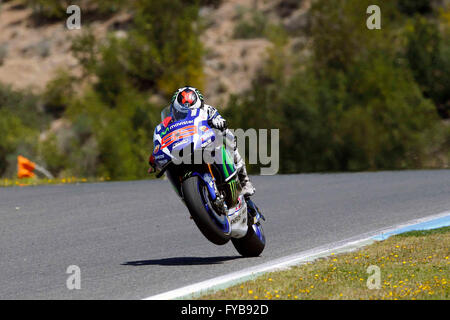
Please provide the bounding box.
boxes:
[201,139,212,148]
[228,197,244,224]
[172,139,189,149]
[153,144,160,154]
[200,131,214,147]
[169,120,194,131]
[230,211,245,225]
[161,125,197,149]
[235,197,242,212]
[228,179,239,199]
[160,127,170,137]
[203,173,215,190]
[201,131,213,141]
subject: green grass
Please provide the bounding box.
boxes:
[0,177,111,187]
[199,227,450,300]
[395,226,450,237]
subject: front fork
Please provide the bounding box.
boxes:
[190,169,228,216]
[246,198,266,225]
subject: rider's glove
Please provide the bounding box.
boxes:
[211,116,227,131]
[148,154,156,174]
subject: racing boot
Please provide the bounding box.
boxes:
[239,165,255,198]
[234,149,255,198]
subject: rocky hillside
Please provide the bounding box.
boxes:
[0,1,129,91]
[1,0,448,180]
[0,0,311,106]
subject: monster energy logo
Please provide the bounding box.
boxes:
[229,180,239,201]
[221,146,235,179]
[183,171,192,180]
[171,91,178,103]
[195,89,204,101]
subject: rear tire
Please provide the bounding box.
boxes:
[231,214,265,257]
[182,176,231,245]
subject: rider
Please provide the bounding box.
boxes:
[149,86,256,198]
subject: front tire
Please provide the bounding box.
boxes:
[182,176,231,245]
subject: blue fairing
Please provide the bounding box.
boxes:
[152,109,216,170]
[246,198,265,243]
[191,172,217,201]
[151,108,231,235]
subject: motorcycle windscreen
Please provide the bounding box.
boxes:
[161,105,193,122]
[161,106,171,121]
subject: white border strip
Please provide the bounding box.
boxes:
[144,210,450,300]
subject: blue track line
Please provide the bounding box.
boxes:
[372,213,450,241]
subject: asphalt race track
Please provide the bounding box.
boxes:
[0,170,449,299]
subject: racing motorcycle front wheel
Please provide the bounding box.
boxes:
[182,175,231,245]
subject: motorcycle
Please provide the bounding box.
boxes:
[150,106,266,257]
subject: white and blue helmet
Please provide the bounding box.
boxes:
[170,86,204,120]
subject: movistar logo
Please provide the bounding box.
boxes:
[160,127,170,137]
[160,121,193,137]
[169,120,194,130]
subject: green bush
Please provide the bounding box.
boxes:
[0,84,50,130]
[39,133,69,175]
[43,69,76,118]
[0,85,51,177]
[225,0,445,173]
[405,17,450,118]
[125,0,204,95]
[25,0,71,20]
[233,8,269,39]
[24,0,125,21]
[62,86,159,180]
[0,109,38,177]
[72,0,204,98]
[397,0,432,15]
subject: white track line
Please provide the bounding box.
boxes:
[144,210,450,300]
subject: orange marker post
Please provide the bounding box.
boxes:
[17,155,54,179]
[17,155,36,179]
